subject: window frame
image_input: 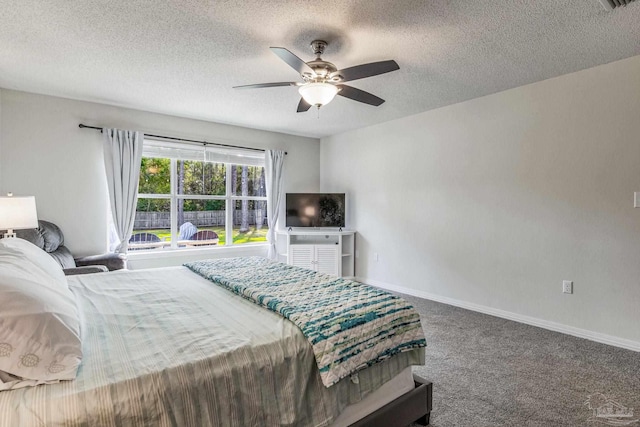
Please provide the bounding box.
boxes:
[136,153,267,250]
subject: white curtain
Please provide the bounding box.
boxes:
[103,128,143,254]
[265,150,285,259]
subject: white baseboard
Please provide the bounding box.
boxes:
[357,277,640,353]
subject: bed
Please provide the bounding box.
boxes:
[0,239,432,426]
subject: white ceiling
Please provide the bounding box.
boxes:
[1,0,639,139]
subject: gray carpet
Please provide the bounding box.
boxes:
[402,294,640,427]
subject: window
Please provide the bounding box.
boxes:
[130,140,267,250]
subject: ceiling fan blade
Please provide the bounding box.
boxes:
[270,47,315,76]
[233,82,300,89]
[297,97,312,113]
[331,60,399,82]
[336,85,385,106]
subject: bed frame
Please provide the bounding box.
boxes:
[349,375,432,427]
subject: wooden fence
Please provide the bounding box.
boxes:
[134,210,266,229]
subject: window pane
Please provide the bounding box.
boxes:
[139,157,170,194]
[131,157,269,251]
[232,199,268,245]
[131,198,170,250]
[231,165,266,197]
[177,160,226,196]
[178,198,226,247]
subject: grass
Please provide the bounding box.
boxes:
[135,226,268,246]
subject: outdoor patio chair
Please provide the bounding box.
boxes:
[128,232,167,251]
[129,232,161,244]
[190,230,219,241]
[187,230,219,246]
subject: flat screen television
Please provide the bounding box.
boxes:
[285,193,346,228]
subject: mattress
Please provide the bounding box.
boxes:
[0,267,423,426]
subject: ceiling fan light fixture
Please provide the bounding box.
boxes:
[298,82,338,107]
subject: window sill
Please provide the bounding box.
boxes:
[125,242,268,261]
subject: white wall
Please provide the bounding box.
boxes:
[321,55,640,347]
[0,90,320,262]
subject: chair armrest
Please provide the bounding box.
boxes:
[75,253,126,271]
[63,265,109,275]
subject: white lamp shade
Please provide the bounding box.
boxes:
[298,83,339,107]
[0,196,38,231]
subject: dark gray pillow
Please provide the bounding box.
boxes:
[38,220,65,253]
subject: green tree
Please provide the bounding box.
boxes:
[137,158,170,212]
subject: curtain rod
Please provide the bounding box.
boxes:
[78,124,287,155]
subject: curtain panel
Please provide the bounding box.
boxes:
[103,128,143,254]
[265,150,285,259]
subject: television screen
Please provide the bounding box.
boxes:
[285,193,345,228]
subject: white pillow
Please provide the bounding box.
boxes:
[0,238,82,389]
[0,236,68,290]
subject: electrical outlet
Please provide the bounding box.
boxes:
[562,280,573,294]
[374,252,379,262]
[635,192,640,208]
[355,250,359,259]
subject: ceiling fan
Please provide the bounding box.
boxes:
[233,40,399,112]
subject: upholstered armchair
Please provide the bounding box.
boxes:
[16,220,125,275]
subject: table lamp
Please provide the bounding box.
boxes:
[0,194,38,238]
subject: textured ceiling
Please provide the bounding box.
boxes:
[1,0,639,138]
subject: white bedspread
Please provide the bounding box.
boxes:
[0,267,423,427]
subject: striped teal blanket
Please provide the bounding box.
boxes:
[184,257,426,387]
